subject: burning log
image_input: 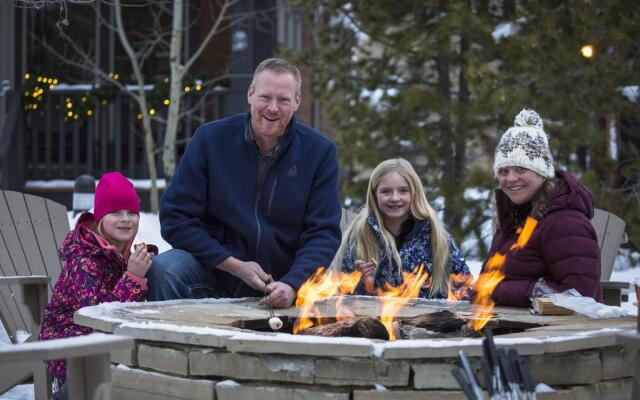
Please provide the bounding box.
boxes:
[398,325,445,339]
[299,317,389,340]
[297,310,472,340]
[400,310,466,333]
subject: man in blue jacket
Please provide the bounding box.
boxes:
[147,58,342,308]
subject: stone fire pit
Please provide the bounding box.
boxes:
[75,297,636,399]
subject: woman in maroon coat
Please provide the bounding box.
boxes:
[483,109,602,308]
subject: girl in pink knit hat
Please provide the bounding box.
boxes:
[39,172,153,399]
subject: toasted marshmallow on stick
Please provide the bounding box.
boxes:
[268,317,283,330]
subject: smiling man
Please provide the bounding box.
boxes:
[148,58,342,308]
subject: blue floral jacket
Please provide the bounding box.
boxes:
[341,214,470,298]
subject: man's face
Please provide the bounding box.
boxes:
[248,70,300,145]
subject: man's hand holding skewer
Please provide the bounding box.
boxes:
[259,279,295,309]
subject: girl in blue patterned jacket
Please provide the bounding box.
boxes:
[335,158,471,299]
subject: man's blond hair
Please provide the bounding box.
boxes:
[250,58,302,95]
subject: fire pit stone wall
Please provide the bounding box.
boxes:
[75,298,635,400]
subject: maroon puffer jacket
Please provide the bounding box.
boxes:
[484,171,602,307]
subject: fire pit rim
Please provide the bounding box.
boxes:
[74,297,635,360]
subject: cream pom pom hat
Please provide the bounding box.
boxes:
[493,109,555,179]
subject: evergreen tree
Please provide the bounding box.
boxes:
[493,1,640,250]
[293,0,502,257]
[293,0,640,258]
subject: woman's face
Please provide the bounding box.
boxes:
[100,210,140,248]
[497,166,545,205]
[375,172,412,225]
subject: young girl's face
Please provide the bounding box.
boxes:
[375,172,411,225]
[100,210,139,248]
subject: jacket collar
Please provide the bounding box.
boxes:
[243,112,296,155]
[366,213,428,243]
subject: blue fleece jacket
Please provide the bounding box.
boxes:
[160,113,342,297]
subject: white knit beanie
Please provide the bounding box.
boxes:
[493,109,555,179]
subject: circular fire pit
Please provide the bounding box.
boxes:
[75,297,635,399]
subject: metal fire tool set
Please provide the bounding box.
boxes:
[452,329,537,400]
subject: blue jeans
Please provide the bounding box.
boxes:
[147,249,231,301]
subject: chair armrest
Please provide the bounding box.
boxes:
[0,333,133,364]
[0,333,134,400]
[0,275,51,331]
[601,281,630,290]
[0,275,50,285]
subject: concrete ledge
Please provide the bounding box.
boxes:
[138,344,189,376]
[111,365,215,400]
[190,349,315,383]
[224,333,375,357]
[353,389,468,399]
[528,350,602,385]
[315,358,409,386]
[412,362,459,389]
[215,381,349,400]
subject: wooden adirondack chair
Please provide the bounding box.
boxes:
[591,208,630,306]
[329,208,357,269]
[0,190,70,399]
[0,333,134,400]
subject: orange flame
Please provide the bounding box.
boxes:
[293,265,429,340]
[377,265,429,341]
[469,253,506,331]
[510,217,538,250]
[293,267,362,334]
[469,216,539,331]
[448,273,474,300]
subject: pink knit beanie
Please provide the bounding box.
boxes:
[93,172,140,221]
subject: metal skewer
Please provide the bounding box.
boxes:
[268,295,275,318]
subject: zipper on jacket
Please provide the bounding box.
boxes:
[254,175,262,260]
[266,176,279,216]
[253,143,281,260]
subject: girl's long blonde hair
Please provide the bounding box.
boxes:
[334,158,451,297]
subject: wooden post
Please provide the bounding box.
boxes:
[21,278,50,339]
[67,354,112,400]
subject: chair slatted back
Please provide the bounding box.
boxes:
[329,208,357,269]
[0,190,68,343]
[591,208,627,281]
[339,208,357,234]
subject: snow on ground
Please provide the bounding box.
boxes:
[1,215,638,400]
[25,178,167,190]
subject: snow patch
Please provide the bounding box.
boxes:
[374,384,389,392]
[372,343,385,358]
[620,85,639,102]
[15,330,31,344]
[217,380,240,387]
[26,178,167,190]
[130,309,161,315]
[492,18,525,42]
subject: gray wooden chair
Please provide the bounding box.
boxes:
[591,208,630,306]
[0,190,69,399]
[0,333,134,400]
[329,208,357,269]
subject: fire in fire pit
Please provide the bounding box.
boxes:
[240,299,542,340]
[286,215,541,339]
